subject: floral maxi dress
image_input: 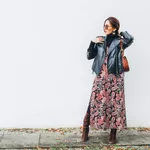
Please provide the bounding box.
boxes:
[87,49,127,131]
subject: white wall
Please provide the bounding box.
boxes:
[0,0,149,128]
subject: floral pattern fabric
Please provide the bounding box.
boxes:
[88,53,127,130]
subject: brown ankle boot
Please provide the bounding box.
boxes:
[109,129,113,143]
[81,112,90,142]
[109,129,117,144]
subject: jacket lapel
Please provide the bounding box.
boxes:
[107,38,120,54]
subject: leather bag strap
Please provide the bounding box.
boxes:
[120,39,124,57]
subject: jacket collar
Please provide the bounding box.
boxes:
[104,36,120,54]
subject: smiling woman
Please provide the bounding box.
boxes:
[82,16,134,144]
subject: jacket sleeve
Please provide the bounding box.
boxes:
[86,41,97,60]
[120,31,134,49]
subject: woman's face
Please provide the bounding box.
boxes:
[103,20,116,35]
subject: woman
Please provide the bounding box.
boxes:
[81,17,134,144]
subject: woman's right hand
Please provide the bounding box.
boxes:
[92,36,105,43]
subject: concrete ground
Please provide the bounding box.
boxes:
[0,127,150,149]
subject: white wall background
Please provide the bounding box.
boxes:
[0,0,149,128]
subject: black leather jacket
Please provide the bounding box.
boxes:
[87,31,134,75]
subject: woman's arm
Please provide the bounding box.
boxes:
[120,31,134,49]
[86,36,104,60]
[86,41,97,60]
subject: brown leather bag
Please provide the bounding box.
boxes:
[120,39,130,72]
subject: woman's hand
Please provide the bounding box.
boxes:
[92,36,105,43]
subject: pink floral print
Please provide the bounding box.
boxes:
[88,54,127,131]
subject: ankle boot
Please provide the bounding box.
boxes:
[81,112,90,142]
[109,129,113,143]
[109,129,117,144]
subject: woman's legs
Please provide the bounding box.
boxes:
[81,104,118,144]
[109,128,117,144]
